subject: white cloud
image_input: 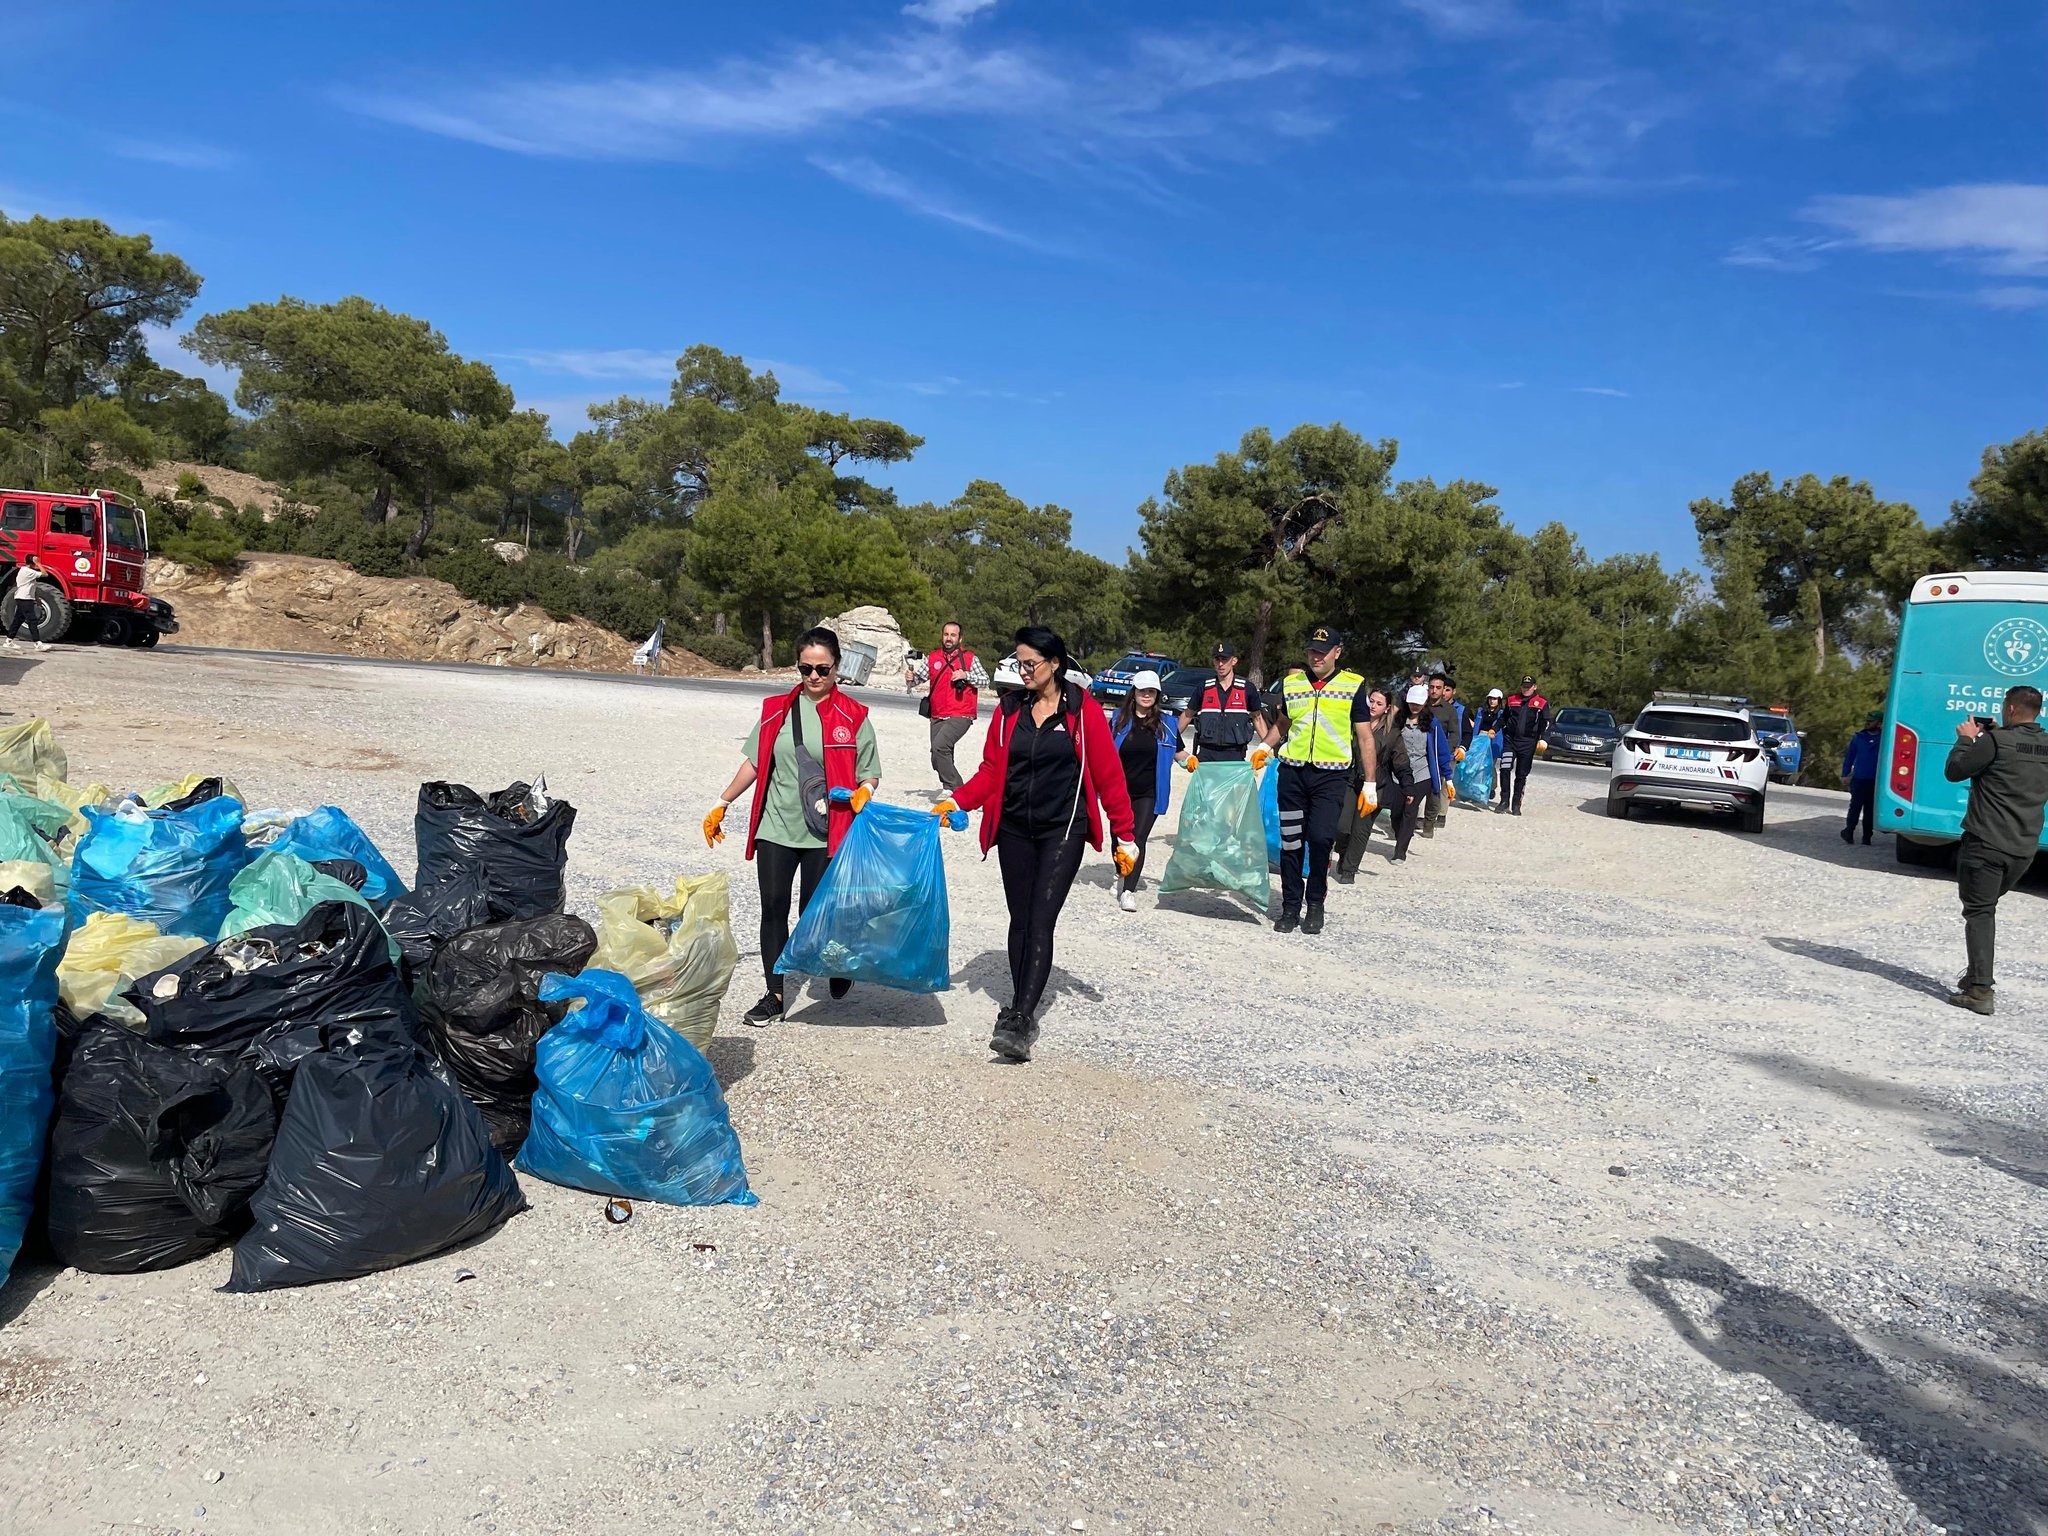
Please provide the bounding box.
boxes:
[1973,285,2048,312]
[812,157,1055,251]
[1397,0,1517,37]
[752,359,848,397]
[1802,183,2048,276]
[107,137,239,171]
[1571,386,1630,398]
[903,0,997,25]
[1512,73,1685,172]
[1723,234,1840,272]
[495,348,680,380]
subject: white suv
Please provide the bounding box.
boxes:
[1606,693,1769,833]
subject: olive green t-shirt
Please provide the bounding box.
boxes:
[744,696,882,850]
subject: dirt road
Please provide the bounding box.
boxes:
[3,646,2044,1535]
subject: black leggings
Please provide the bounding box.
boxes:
[757,838,828,994]
[1391,784,1426,858]
[5,597,42,642]
[1125,795,1158,888]
[996,828,1087,1018]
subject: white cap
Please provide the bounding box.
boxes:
[1405,683,1429,706]
[1487,687,1504,699]
[1129,670,1163,693]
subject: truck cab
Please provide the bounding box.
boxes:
[0,487,177,647]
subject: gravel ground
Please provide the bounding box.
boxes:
[3,646,2046,1536]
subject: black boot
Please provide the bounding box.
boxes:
[1301,904,1325,935]
[1274,909,1300,933]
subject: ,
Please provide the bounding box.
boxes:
[0,488,178,647]
[1606,692,1771,833]
[1880,570,2048,867]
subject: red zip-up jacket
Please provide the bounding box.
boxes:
[952,680,1136,855]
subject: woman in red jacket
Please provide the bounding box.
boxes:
[937,626,1136,1063]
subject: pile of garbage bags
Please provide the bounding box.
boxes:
[0,719,752,1296]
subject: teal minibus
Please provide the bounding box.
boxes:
[1880,570,2048,864]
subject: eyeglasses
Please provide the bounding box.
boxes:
[1015,656,1049,674]
[796,663,834,678]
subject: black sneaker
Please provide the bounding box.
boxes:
[1840,827,1853,844]
[829,977,852,1000]
[991,1009,1035,1062]
[743,992,783,1026]
[1511,806,1523,816]
[1274,910,1300,933]
[1302,904,1325,935]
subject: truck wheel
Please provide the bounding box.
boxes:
[136,625,160,648]
[97,611,132,646]
[0,584,71,643]
[1606,789,1629,819]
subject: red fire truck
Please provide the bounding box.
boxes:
[0,487,177,647]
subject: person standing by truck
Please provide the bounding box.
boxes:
[2,555,50,652]
[912,622,988,797]
[1839,710,1882,845]
[1945,686,2048,1016]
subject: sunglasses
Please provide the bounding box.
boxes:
[796,663,835,678]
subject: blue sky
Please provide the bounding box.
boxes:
[4,0,2044,570]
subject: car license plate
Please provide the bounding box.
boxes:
[1666,747,1711,760]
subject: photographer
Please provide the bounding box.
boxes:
[1945,686,2048,1016]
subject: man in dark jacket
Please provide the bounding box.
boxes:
[1423,671,1468,835]
[1945,685,2048,1015]
[1839,710,1882,845]
[1497,675,1550,815]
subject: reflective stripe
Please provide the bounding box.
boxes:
[1279,670,1363,766]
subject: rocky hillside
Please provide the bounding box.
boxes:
[148,553,733,676]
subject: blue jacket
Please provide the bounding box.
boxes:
[1396,714,1454,794]
[1841,727,1881,782]
[1113,719,1176,811]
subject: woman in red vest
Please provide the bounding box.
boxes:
[704,627,881,1024]
[936,626,1137,1064]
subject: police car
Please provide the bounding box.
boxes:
[1090,650,1180,707]
[1749,708,1804,783]
[992,650,1094,693]
[1606,692,1769,833]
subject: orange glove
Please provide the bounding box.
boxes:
[1112,839,1138,877]
[1357,786,1378,816]
[1183,755,1199,771]
[702,803,727,848]
[1453,746,1466,762]
[1447,783,1457,802]
[1250,747,1271,771]
[849,785,872,814]
[931,798,959,818]
[1536,740,1548,754]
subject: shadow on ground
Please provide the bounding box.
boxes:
[780,983,945,1030]
[1736,1050,2048,1191]
[1631,1236,2048,1534]
[702,1035,757,1091]
[0,1260,59,1331]
[1765,935,1951,1000]
[955,948,1104,1008]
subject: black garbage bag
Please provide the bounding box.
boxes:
[414,781,576,921]
[309,858,368,892]
[383,866,493,982]
[227,1032,526,1291]
[157,777,227,813]
[45,1020,279,1272]
[129,901,415,1062]
[417,914,597,1155]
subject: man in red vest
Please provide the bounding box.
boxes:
[915,621,989,796]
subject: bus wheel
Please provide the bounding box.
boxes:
[1895,836,1951,868]
[97,612,133,646]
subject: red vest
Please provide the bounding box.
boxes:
[746,687,870,859]
[925,647,980,720]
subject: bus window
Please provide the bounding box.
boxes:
[51,503,97,540]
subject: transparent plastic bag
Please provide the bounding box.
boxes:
[1159,761,1270,906]
[589,873,738,1054]
[775,802,951,993]
[0,719,67,784]
[1453,732,1496,804]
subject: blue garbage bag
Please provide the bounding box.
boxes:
[0,903,67,1288]
[69,795,249,939]
[1453,733,1496,804]
[1159,761,1269,906]
[269,807,405,906]
[517,969,755,1207]
[1261,762,1281,866]
[775,802,950,993]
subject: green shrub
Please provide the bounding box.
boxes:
[423,541,527,609]
[159,514,246,573]
[682,631,758,670]
[174,469,208,501]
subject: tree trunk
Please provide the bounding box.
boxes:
[404,485,435,562]
[1812,590,1827,673]
[564,491,582,562]
[712,611,728,638]
[367,479,392,527]
[1247,599,1274,688]
[522,498,532,549]
[760,608,774,671]
[495,494,512,537]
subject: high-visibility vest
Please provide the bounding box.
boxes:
[1278,668,1363,767]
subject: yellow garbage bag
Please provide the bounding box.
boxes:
[589,873,738,1053]
[0,860,54,904]
[32,774,112,843]
[56,911,207,1027]
[143,772,245,809]
[0,720,65,785]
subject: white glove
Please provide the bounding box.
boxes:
[1113,839,1139,877]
